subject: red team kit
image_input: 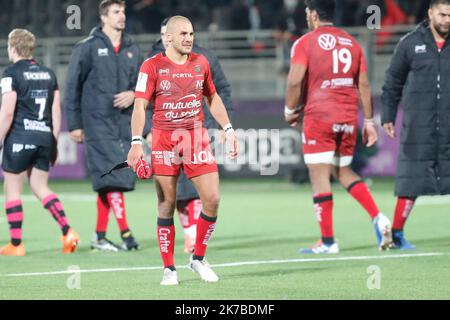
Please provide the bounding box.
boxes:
[135,52,218,178]
[291,26,367,167]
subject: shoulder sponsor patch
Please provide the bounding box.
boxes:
[415,45,426,54]
[98,48,109,56]
[1,77,13,94]
[136,72,148,93]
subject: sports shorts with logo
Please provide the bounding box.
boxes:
[302,117,358,167]
[151,127,218,179]
[2,138,52,173]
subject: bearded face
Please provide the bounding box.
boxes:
[429,4,450,38]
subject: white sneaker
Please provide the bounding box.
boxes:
[299,241,340,254]
[160,268,179,286]
[188,257,219,282]
[90,233,120,252]
[373,213,393,251]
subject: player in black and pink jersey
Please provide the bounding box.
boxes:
[128,16,238,285]
[284,0,393,254]
[0,29,79,256]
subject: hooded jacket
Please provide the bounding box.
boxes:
[382,20,450,196]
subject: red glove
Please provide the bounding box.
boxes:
[134,159,152,179]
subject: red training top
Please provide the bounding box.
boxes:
[290,26,367,123]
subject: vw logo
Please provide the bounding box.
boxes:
[160,80,171,91]
[318,34,336,51]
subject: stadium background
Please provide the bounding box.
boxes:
[0,0,428,181]
[2,0,450,301]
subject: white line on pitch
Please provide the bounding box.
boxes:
[1,252,445,278]
[416,195,450,206]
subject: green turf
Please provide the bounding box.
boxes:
[0,178,449,300]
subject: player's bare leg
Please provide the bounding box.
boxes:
[155,176,178,219]
[188,172,220,282]
[308,163,332,195]
[333,165,393,250]
[332,165,359,188]
[155,175,179,285]
[1,171,26,256]
[300,163,339,254]
[3,171,26,203]
[28,167,80,253]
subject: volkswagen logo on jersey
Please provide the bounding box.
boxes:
[160,80,171,91]
[318,34,337,51]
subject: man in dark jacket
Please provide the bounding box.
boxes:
[381,0,450,250]
[145,17,233,254]
[64,0,143,251]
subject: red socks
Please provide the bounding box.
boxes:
[187,199,202,225]
[347,180,380,220]
[393,197,416,230]
[157,218,175,269]
[42,194,70,236]
[193,212,217,259]
[157,210,218,267]
[177,198,202,235]
[106,192,130,233]
[313,193,334,244]
[96,192,130,239]
[96,194,110,238]
[5,200,24,246]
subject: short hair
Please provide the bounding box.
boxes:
[430,0,450,7]
[305,0,335,21]
[161,17,171,28]
[8,29,36,58]
[99,0,125,17]
[166,16,193,34]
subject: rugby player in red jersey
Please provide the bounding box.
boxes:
[128,16,238,285]
[284,0,393,254]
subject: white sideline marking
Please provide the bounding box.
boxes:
[0,252,445,278]
[416,195,450,206]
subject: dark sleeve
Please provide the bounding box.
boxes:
[63,42,90,131]
[1,68,16,94]
[381,36,411,125]
[203,49,234,119]
[130,47,144,91]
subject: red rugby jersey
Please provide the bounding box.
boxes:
[291,26,367,123]
[135,52,216,130]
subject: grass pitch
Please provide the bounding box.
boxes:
[0,178,449,300]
